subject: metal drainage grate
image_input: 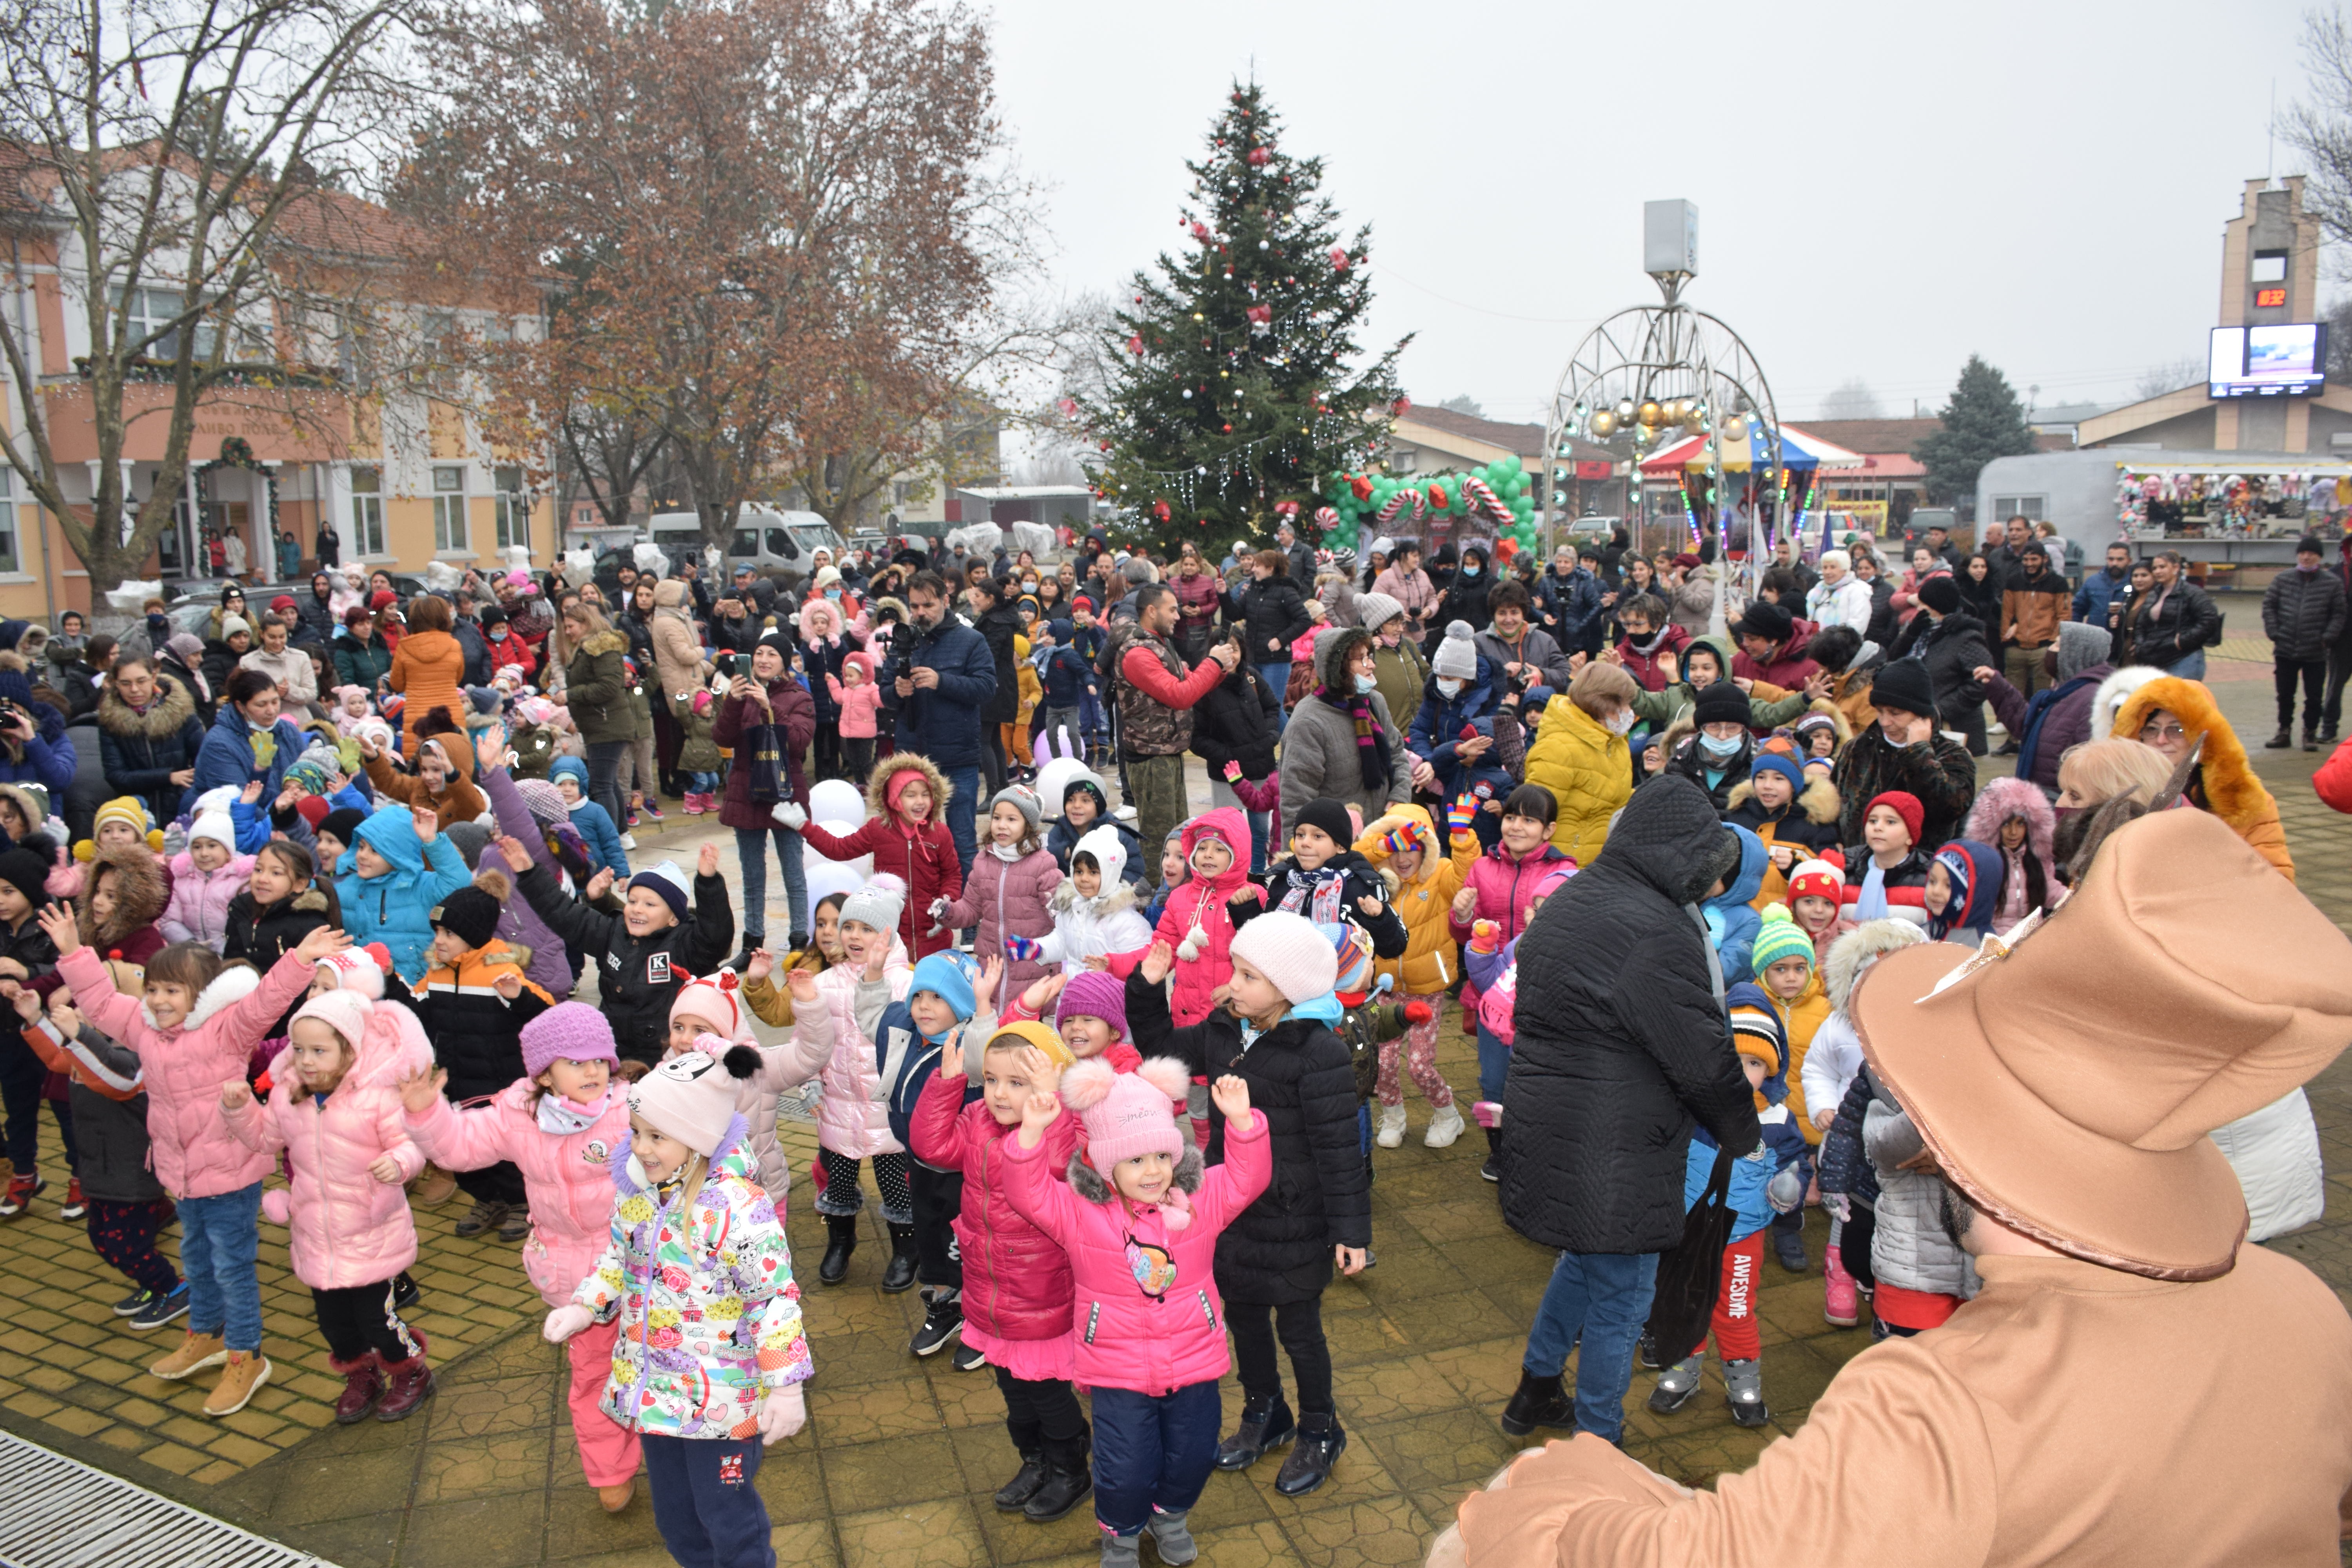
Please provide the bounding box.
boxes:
[0,1427,334,1568]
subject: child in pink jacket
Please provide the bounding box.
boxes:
[399,1001,641,1510]
[1000,1051,1269,1566]
[1459,862,1575,1181]
[42,904,342,1417]
[943,786,1061,996]
[223,989,436,1424]
[825,651,886,785]
[1149,808,1250,1027]
[159,803,253,952]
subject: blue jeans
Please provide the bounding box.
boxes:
[2165,649,2207,681]
[1091,1379,1222,1535]
[180,1181,266,1352]
[1523,1250,1660,1444]
[735,825,807,946]
[943,764,982,878]
[1474,1022,1510,1105]
[1257,661,1293,723]
[686,770,720,795]
[642,1432,771,1568]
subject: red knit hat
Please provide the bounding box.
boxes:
[296,795,331,829]
[1786,858,1845,904]
[1865,790,1924,846]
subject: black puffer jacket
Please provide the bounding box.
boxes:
[973,603,1023,725]
[1189,661,1282,782]
[1125,970,1370,1305]
[221,887,336,1042]
[1501,775,1761,1254]
[2261,566,2347,664]
[1234,573,1311,666]
[2125,579,2221,668]
[512,861,733,1066]
[1888,611,1993,730]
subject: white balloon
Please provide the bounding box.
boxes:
[806,778,866,828]
[1033,757,1092,817]
[799,818,871,897]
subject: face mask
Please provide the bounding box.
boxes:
[1699,732,1742,760]
[1436,678,1463,698]
[1461,565,1480,578]
[1605,709,1637,735]
[1353,673,1377,695]
[824,588,841,601]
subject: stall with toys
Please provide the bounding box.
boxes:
[2114,460,2352,591]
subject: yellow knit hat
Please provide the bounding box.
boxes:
[985,1020,1074,1071]
[80,797,163,857]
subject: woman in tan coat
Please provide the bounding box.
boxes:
[387,594,466,732]
[646,578,705,800]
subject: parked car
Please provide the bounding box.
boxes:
[646,508,846,576]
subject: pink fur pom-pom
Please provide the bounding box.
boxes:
[1059,1058,1117,1112]
[1135,1056,1192,1104]
[866,871,907,899]
[1158,1187,1194,1231]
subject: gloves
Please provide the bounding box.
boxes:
[1822,1192,1851,1225]
[1002,934,1045,962]
[543,1303,594,1344]
[1378,828,1417,857]
[1468,918,1501,952]
[771,801,808,830]
[1221,759,1243,781]
[757,1384,807,1446]
[1767,1164,1806,1215]
[1446,794,1477,835]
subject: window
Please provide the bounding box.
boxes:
[1391,447,1418,473]
[0,468,15,573]
[893,481,914,505]
[349,467,386,556]
[432,465,468,552]
[110,285,258,363]
[2250,251,2288,284]
[494,466,527,552]
[1993,495,2045,522]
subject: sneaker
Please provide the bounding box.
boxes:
[148,1330,228,1380]
[112,1286,152,1317]
[951,1341,988,1373]
[1647,1354,1702,1414]
[1374,1103,1406,1149]
[626,811,641,828]
[1145,1509,1198,1566]
[497,1205,533,1243]
[1722,1357,1770,1428]
[909,1292,962,1356]
[640,799,664,820]
[201,1350,271,1417]
[0,1172,44,1217]
[618,832,637,851]
[453,1198,508,1238]
[59,1177,86,1220]
[129,1283,191,1332]
[1772,1226,1808,1274]
[1423,1103,1465,1149]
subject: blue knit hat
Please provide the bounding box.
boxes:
[907,951,977,1030]
[1749,751,1806,795]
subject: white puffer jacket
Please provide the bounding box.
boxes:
[2209,1087,2326,1243]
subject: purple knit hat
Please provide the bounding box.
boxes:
[1055,971,1130,1042]
[521,1000,620,1080]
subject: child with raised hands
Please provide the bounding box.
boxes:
[998,1048,1269,1568]
[999,968,1142,1073]
[338,803,471,985]
[739,891,848,1032]
[1351,803,1477,1151]
[544,1046,810,1563]
[41,902,349,1415]
[221,987,436,1425]
[798,754,961,960]
[908,1019,1092,1522]
[399,1002,640,1512]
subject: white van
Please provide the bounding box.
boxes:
[646,507,846,575]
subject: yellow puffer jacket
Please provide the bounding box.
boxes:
[1524,696,1631,867]
[1775,970,1832,1144]
[1352,804,1479,997]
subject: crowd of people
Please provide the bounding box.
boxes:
[0,515,2345,1568]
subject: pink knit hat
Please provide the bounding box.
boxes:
[1062,1056,1191,1185]
[290,990,370,1060]
[521,1000,620,1080]
[313,942,392,1000]
[627,1040,757,1158]
[668,971,756,1045]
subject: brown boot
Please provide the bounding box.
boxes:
[377,1350,435,1421]
[149,1330,228,1381]
[201,1350,271,1417]
[411,1163,459,1205]
[596,1478,636,1513]
[330,1353,383,1423]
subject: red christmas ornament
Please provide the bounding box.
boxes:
[1330,246,1348,270]
[1427,483,1450,512]
[1152,500,1172,522]
[1392,395,1413,416]
[1247,147,1270,166]
[1055,397,1077,418]
[1350,475,1374,501]
[1245,304,1272,326]
[1222,424,1232,433]
[1191,220,1210,241]
[1126,334,1143,356]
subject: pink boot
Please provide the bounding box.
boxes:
[1823,1244,1859,1328]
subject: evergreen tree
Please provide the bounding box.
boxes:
[1912,354,2036,508]
[1083,82,1406,557]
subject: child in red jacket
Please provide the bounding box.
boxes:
[799,755,962,959]
[908,1019,1091,1524]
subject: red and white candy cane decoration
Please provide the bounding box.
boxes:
[1376,488,1426,526]
[1460,476,1513,525]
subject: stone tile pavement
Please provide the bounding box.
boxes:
[0,697,2347,1566]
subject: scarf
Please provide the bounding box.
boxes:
[1316,685,1393,792]
[988,840,1024,862]
[1271,861,1350,925]
[538,1090,611,1135]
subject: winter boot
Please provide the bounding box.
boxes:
[1423,1103,1465,1149]
[1100,1532,1141,1568]
[1822,1244,1860,1328]
[453,1196,507,1238]
[330,1353,384,1423]
[411,1163,458,1206]
[1474,1105,1503,1183]
[498,1203,533,1243]
[1723,1357,1770,1428]
[149,1330,228,1381]
[1022,1434,1093,1523]
[993,1451,1049,1512]
[1214,1396,1295,1470]
[1273,1412,1345,1496]
[910,1289,962,1356]
[377,1346,436,1421]
[1772,1222,1808,1274]
[2266,728,2293,749]
[1146,1509,1199,1566]
[1647,1355,1703,1414]
[202,1350,272,1417]
[818,1213,858,1285]
[880,1222,920,1293]
[1374,1102,1407,1148]
[1498,1369,1574,1436]
[2305,731,2321,752]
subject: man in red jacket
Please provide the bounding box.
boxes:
[1117,583,1236,887]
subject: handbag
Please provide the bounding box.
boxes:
[743,717,789,805]
[1642,1142,1738,1369]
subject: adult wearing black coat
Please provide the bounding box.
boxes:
[1434,543,1498,634]
[967,576,1023,795]
[1889,575,1997,755]
[1232,554,1312,688]
[95,660,208,825]
[1191,625,1284,867]
[1496,775,1762,1445]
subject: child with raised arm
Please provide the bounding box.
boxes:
[998,1048,1269,1568]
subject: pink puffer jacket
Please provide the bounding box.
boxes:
[159,849,256,951]
[908,1069,1078,1343]
[58,946,314,1200]
[404,1079,628,1306]
[941,846,1060,993]
[777,938,912,1159]
[999,1105,1270,1396]
[224,1002,432,1290]
[1151,807,1252,1026]
[1446,839,1575,1013]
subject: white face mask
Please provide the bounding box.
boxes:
[1436,678,1463,698]
[1605,708,1637,735]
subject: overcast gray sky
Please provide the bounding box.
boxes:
[987,0,2320,425]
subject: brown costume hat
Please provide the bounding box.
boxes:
[1851,808,2351,1281]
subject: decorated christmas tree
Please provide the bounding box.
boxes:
[1081,82,1407,558]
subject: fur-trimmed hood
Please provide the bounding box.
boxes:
[146,960,263,1034]
[2109,677,2276,835]
[1725,773,1840,825]
[797,597,850,645]
[0,781,50,840]
[1965,776,2057,869]
[95,671,198,740]
[1822,918,1926,1013]
[576,628,630,659]
[1314,624,1376,691]
[864,751,953,824]
[2092,665,2165,740]
[79,843,169,950]
[1049,872,1141,919]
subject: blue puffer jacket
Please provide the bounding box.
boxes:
[547,757,629,877]
[1689,981,1809,1239]
[189,704,305,800]
[1700,825,1768,983]
[336,803,472,983]
[0,696,76,797]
